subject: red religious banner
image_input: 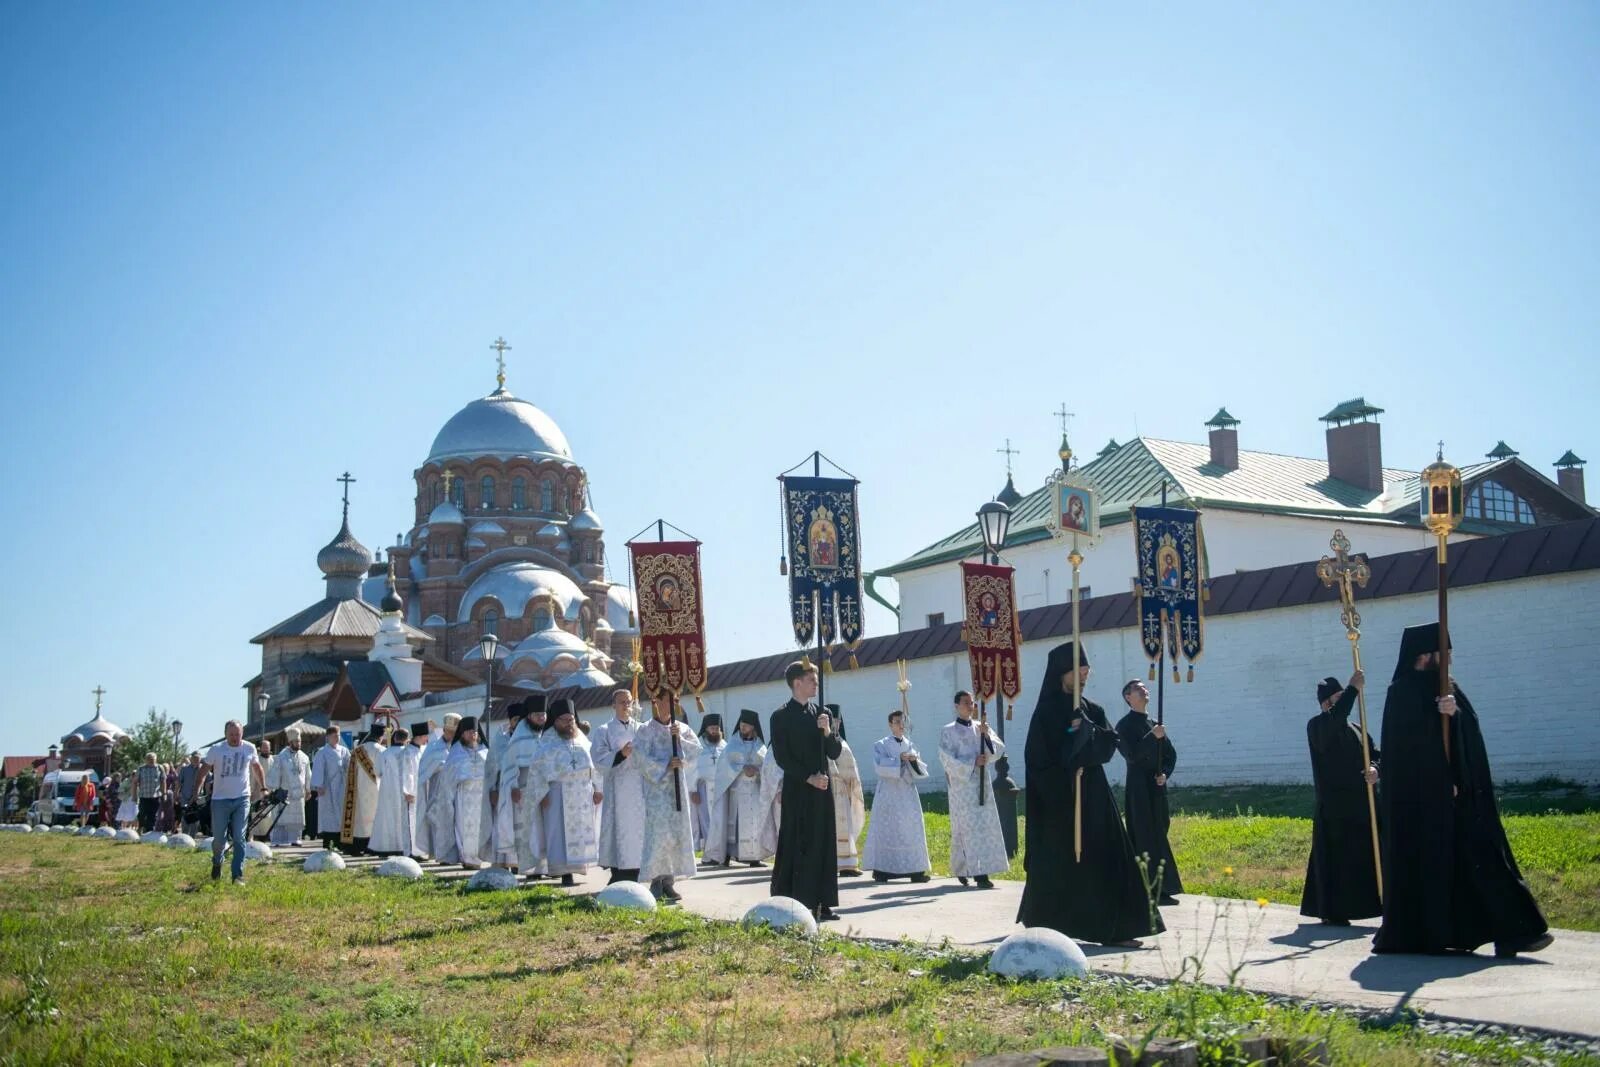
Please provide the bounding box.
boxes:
[628,539,708,698]
[960,561,1022,701]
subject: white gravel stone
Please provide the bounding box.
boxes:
[988,929,1088,980]
[141,832,168,846]
[302,850,347,873]
[165,834,196,850]
[244,841,273,862]
[76,825,95,836]
[374,856,425,880]
[195,836,213,851]
[467,867,520,892]
[113,828,140,843]
[740,897,819,936]
[94,827,117,838]
[595,882,657,911]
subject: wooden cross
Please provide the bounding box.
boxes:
[1054,403,1074,436]
[996,438,1020,477]
[92,685,106,712]
[490,336,512,389]
[1316,528,1371,635]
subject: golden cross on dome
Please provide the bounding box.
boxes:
[996,438,1020,477]
[441,469,456,498]
[92,686,106,712]
[490,336,512,390]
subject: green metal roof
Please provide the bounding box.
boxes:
[1319,397,1385,424]
[1205,407,1241,428]
[1556,450,1587,468]
[1097,438,1120,457]
[1487,441,1518,460]
[875,436,1514,577]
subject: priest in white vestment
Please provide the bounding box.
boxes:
[477,704,522,870]
[938,691,1010,887]
[265,734,312,846]
[412,716,454,859]
[309,726,350,850]
[862,709,931,883]
[636,700,702,902]
[756,745,784,859]
[370,726,421,856]
[824,704,868,876]
[591,690,646,883]
[505,697,550,879]
[342,724,386,854]
[529,699,601,886]
[435,716,487,867]
[689,714,726,858]
[709,709,771,866]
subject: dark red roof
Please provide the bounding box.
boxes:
[643,516,1600,701]
[3,756,47,778]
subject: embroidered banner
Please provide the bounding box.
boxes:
[628,539,708,698]
[1132,505,1208,678]
[780,475,864,647]
[961,561,1023,700]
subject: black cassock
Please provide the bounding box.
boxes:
[1019,643,1165,944]
[769,698,842,911]
[1373,656,1547,954]
[1115,711,1182,898]
[1300,686,1382,922]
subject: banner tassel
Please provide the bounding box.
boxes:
[694,695,706,715]
[1187,665,1195,683]
[1148,663,1157,681]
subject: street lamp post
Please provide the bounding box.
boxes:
[975,498,1020,857]
[477,632,500,726]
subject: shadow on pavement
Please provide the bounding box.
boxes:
[1348,949,1544,994]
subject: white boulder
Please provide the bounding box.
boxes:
[595,882,657,911]
[113,828,139,843]
[244,841,273,862]
[195,836,213,852]
[302,850,346,873]
[76,825,95,836]
[988,929,1089,980]
[141,832,168,846]
[467,867,520,892]
[94,826,117,838]
[374,856,425,880]
[165,834,196,850]
[741,897,819,936]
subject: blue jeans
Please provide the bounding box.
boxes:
[211,796,248,879]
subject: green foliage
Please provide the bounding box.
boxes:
[110,707,190,775]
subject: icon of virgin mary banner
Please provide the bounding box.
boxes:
[627,539,708,697]
[1132,506,1207,676]
[960,561,1022,700]
[780,475,864,647]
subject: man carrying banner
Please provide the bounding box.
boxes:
[939,691,1009,888]
[637,698,702,903]
[863,709,930,883]
[708,710,771,867]
[769,660,842,922]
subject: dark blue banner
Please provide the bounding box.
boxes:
[781,475,864,647]
[1133,505,1206,675]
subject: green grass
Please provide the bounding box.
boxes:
[879,783,1600,931]
[1,837,1594,1066]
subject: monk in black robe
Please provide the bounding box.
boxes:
[1115,679,1182,903]
[1300,671,1382,925]
[769,660,843,922]
[1018,642,1165,946]
[1372,623,1550,958]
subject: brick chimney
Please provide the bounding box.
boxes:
[1555,450,1587,505]
[1205,408,1240,470]
[1319,398,1385,492]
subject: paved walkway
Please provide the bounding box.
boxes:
[275,845,1600,1039]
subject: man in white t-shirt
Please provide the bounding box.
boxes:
[199,719,267,885]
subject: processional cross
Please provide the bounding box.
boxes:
[490,336,512,390]
[1316,529,1371,634]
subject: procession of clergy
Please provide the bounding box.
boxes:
[258,620,1552,957]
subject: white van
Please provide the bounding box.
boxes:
[36,769,100,825]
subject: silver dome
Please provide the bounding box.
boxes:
[569,507,603,533]
[457,562,586,624]
[426,389,573,464]
[317,518,373,579]
[428,500,465,526]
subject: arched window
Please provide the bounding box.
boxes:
[540,478,554,512]
[533,605,553,630]
[480,476,496,509]
[451,477,465,508]
[446,541,456,559]
[482,609,498,637]
[512,477,526,510]
[561,486,571,513]
[431,482,442,507]
[1466,480,1535,524]
[584,541,595,564]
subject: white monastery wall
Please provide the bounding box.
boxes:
[692,569,1600,789]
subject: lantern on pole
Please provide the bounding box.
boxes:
[1419,445,1463,762]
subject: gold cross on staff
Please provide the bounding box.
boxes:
[1316,528,1372,635]
[489,336,512,389]
[92,685,106,712]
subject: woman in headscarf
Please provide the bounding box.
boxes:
[1017,641,1165,946]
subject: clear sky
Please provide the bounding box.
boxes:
[2,4,1596,756]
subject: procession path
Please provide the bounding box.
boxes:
[276,844,1600,1039]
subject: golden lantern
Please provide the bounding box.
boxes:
[1420,447,1463,539]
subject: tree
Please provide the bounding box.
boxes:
[110,707,189,776]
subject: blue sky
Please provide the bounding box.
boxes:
[2,4,1596,755]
